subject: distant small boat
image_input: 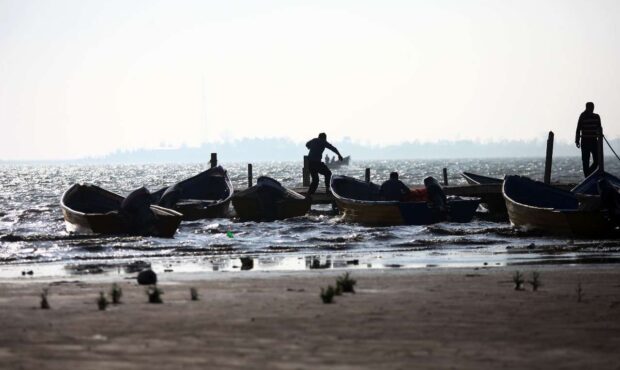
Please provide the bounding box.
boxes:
[503,175,616,237]
[61,184,182,237]
[232,177,311,221]
[461,172,503,185]
[151,166,233,220]
[331,175,480,226]
[326,155,351,169]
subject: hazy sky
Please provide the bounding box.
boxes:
[1,0,619,160]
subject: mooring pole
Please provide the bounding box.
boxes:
[248,163,253,187]
[210,153,217,168]
[365,168,371,183]
[544,131,554,184]
[303,156,310,186]
[597,127,605,174]
[442,168,448,186]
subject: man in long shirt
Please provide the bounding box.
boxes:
[379,172,411,201]
[575,102,603,177]
[306,133,343,196]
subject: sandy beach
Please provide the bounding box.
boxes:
[0,265,619,369]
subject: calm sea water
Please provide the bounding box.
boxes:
[1,158,619,279]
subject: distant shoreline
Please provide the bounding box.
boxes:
[4,136,620,163]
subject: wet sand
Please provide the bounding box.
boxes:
[1,266,620,369]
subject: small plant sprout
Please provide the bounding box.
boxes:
[336,272,357,293]
[512,271,524,291]
[320,286,336,304]
[110,283,122,304]
[146,285,163,304]
[528,271,541,291]
[97,292,108,311]
[576,282,583,303]
[40,288,50,309]
[190,287,199,301]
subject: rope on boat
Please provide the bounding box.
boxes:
[603,135,620,163]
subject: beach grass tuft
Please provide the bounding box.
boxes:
[513,271,524,290]
[320,286,335,304]
[147,285,163,304]
[190,287,199,301]
[336,272,356,293]
[529,271,541,291]
[97,292,108,311]
[110,283,122,304]
[40,288,50,309]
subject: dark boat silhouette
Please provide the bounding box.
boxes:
[503,175,617,237]
[232,176,311,221]
[151,166,233,220]
[331,175,479,226]
[61,184,182,237]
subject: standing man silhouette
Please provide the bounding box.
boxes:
[575,102,602,177]
[305,133,343,196]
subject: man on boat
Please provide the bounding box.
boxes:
[379,172,411,201]
[306,132,343,196]
[575,102,602,177]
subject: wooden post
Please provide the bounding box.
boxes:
[544,131,554,184]
[365,168,371,183]
[597,127,604,174]
[248,164,253,187]
[442,168,448,186]
[302,156,310,186]
[210,153,217,168]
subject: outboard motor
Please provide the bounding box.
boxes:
[159,183,183,208]
[424,176,448,215]
[120,187,156,234]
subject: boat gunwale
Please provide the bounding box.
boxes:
[61,183,182,217]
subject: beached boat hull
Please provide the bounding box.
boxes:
[335,198,480,226]
[503,175,615,237]
[151,166,233,220]
[61,184,182,237]
[332,175,480,226]
[232,177,311,221]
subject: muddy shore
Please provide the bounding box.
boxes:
[1,266,620,369]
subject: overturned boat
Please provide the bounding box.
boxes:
[151,166,233,220]
[232,176,311,221]
[331,175,480,226]
[61,184,182,237]
[503,175,618,237]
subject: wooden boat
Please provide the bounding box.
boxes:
[331,175,480,226]
[61,184,182,237]
[461,172,503,185]
[571,171,620,195]
[151,166,233,220]
[460,172,506,214]
[232,176,311,221]
[326,155,351,169]
[503,175,616,237]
